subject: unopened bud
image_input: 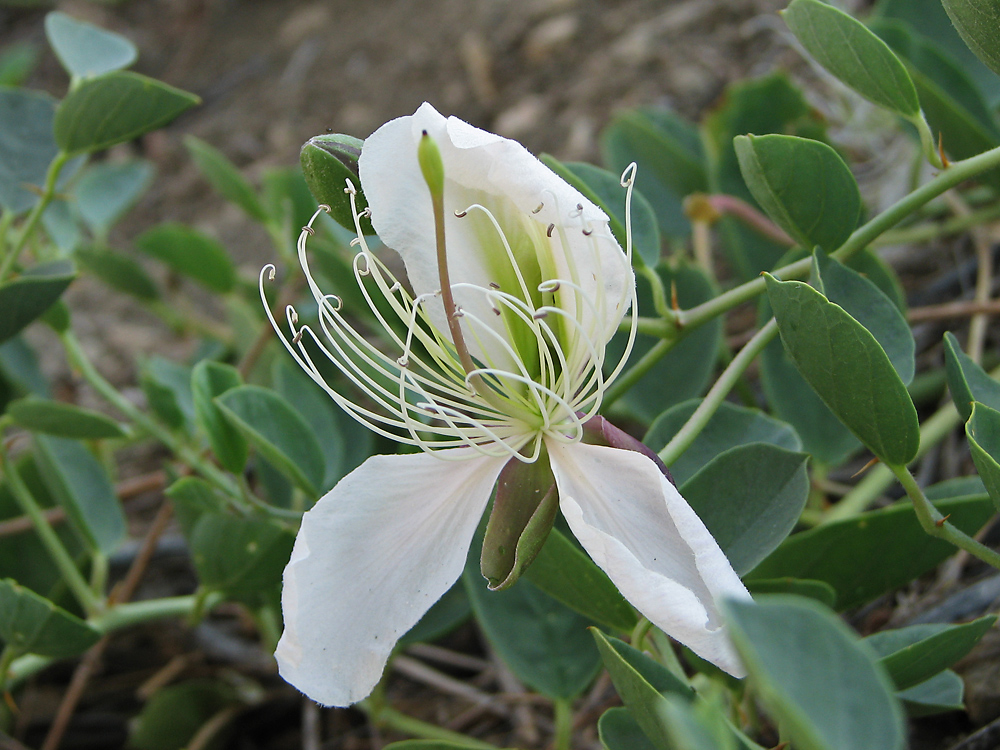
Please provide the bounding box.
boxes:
[300,133,373,234]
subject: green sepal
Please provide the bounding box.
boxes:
[481,451,558,591]
[300,134,373,234]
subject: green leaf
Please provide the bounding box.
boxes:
[727,595,905,750]
[0,42,39,88]
[944,331,1000,421]
[941,0,1000,78]
[598,708,659,750]
[0,336,50,398]
[382,742,491,750]
[399,583,471,646]
[184,135,266,222]
[215,385,325,496]
[164,476,227,539]
[734,135,860,253]
[645,399,801,486]
[34,435,126,554]
[299,134,372,235]
[75,245,159,301]
[44,11,137,79]
[607,262,721,424]
[812,251,915,385]
[141,356,195,430]
[966,402,1000,510]
[592,629,694,750]
[524,527,637,633]
[0,578,100,658]
[262,166,322,246]
[746,578,836,608]
[680,444,810,576]
[54,71,199,155]
[747,495,996,609]
[42,198,81,253]
[541,157,661,267]
[782,0,919,117]
[897,670,965,717]
[702,73,818,279]
[465,561,601,699]
[191,361,247,475]
[866,615,996,690]
[875,0,1000,106]
[189,512,294,604]
[873,20,1000,181]
[135,223,236,293]
[8,396,125,439]
[74,159,155,236]
[0,260,76,344]
[764,275,918,465]
[0,89,58,215]
[272,360,356,491]
[129,679,237,750]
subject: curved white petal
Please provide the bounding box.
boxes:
[276,448,506,706]
[546,441,751,677]
[358,102,631,368]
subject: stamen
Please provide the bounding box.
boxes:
[546,223,555,237]
[302,225,315,236]
[532,202,543,214]
[489,282,500,289]
[454,210,468,218]
[582,228,593,236]
[538,280,560,293]
[292,330,303,345]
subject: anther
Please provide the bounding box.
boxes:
[302,225,316,236]
[454,210,468,218]
[361,207,372,218]
[452,307,465,318]
[582,228,593,236]
[344,179,357,195]
[291,330,303,345]
[533,311,548,320]
[532,202,544,214]
[489,282,501,289]
[350,237,362,247]
[267,267,275,281]
[546,223,555,237]
[492,306,502,316]
[290,309,299,324]
[318,204,332,213]
[397,356,409,368]
[388,281,401,293]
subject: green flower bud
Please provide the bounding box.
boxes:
[300,133,373,234]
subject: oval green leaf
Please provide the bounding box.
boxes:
[764,274,918,466]
[523,527,637,633]
[747,495,996,609]
[680,444,810,576]
[75,245,159,301]
[0,261,76,344]
[645,399,801,486]
[34,435,126,554]
[782,0,919,117]
[812,251,915,385]
[898,670,965,717]
[184,135,266,223]
[8,396,125,439]
[191,361,247,475]
[598,708,659,750]
[74,159,155,236]
[735,134,861,253]
[54,71,199,155]
[44,11,137,79]
[0,578,100,658]
[215,385,325,497]
[944,331,1000,421]
[0,89,58,215]
[865,615,996,691]
[942,0,1000,78]
[726,595,905,750]
[135,223,236,293]
[966,401,1000,510]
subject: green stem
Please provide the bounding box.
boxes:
[59,329,244,506]
[875,202,1000,247]
[553,698,574,750]
[0,449,101,615]
[0,645,16,690]
[0,210,14,254]
[912,113,945,170]
[891,464,1000,569]
[0,151,70,282]
[658,320,778,466]
[365,705,499,749]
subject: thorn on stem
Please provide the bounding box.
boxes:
[670,281,680,311]
[851,457,881,478]
[938,133,950,168]
[936,514,951,528]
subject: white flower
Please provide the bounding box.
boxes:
[261,102,751,707]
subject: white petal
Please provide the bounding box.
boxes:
[358,103,631,367]
[547,441,751,677]
[275,448,506,706]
